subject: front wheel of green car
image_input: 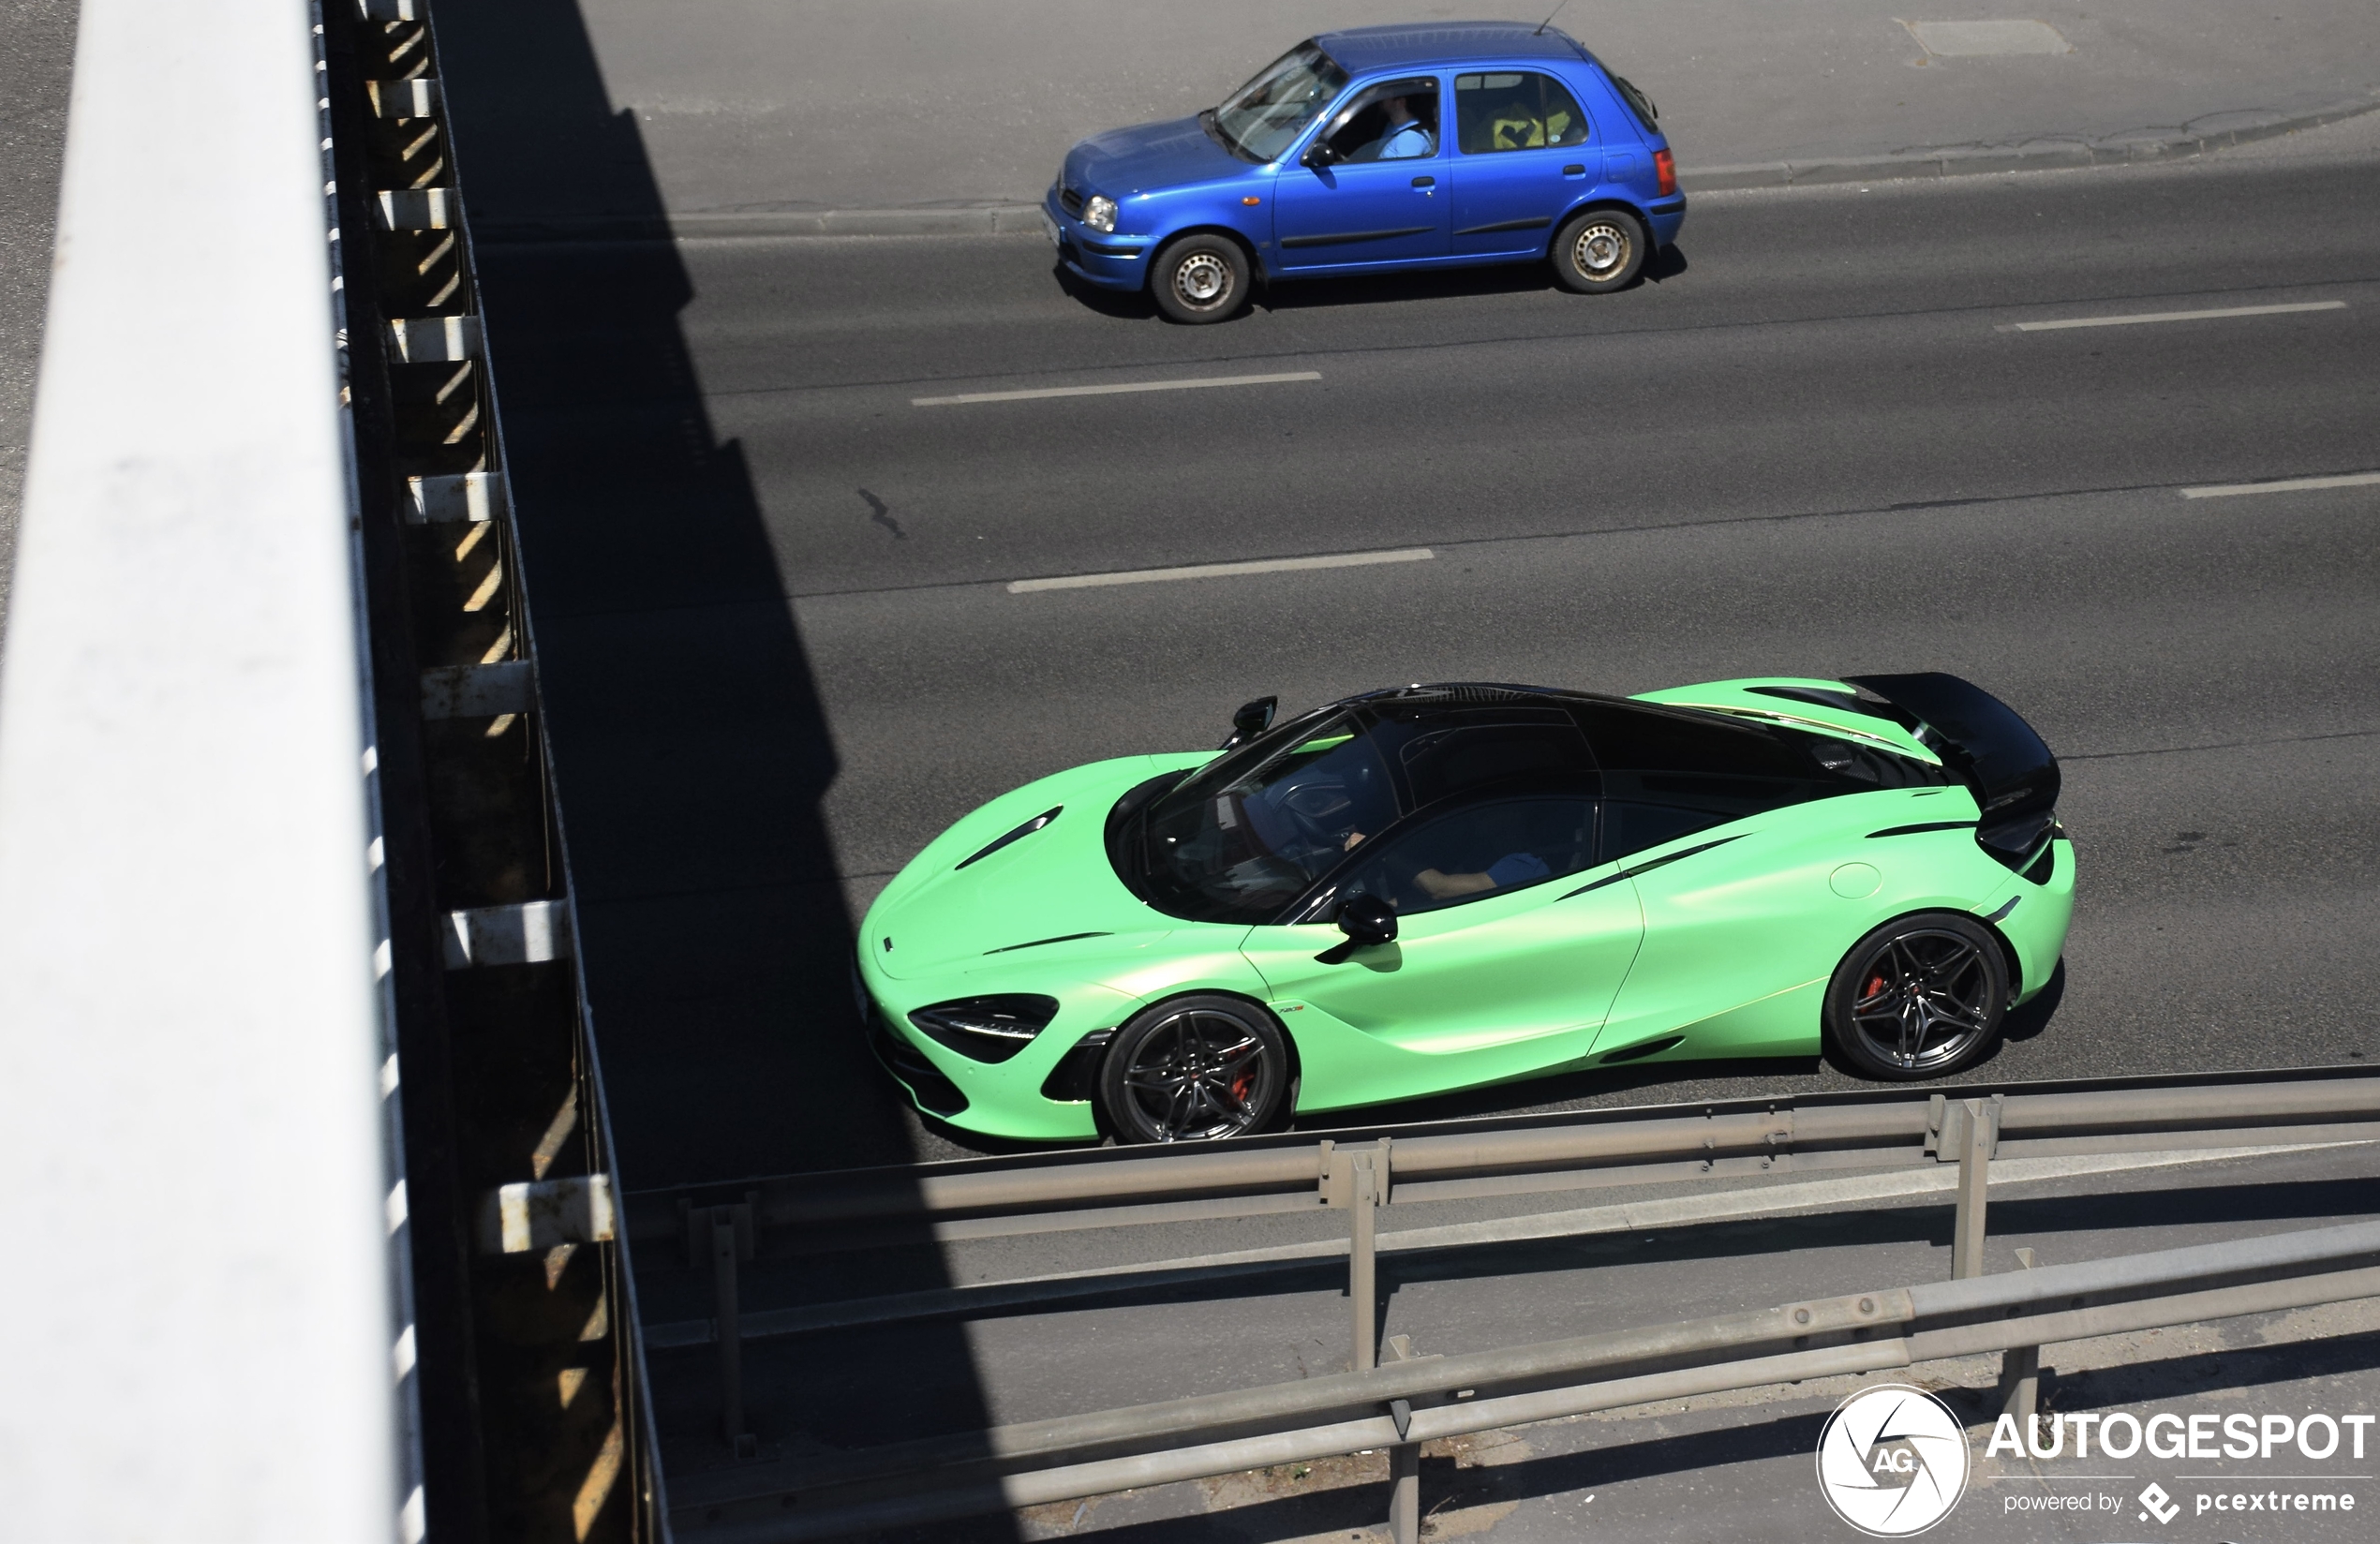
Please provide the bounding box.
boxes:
[1097,995,1288,1143]
[1823,913,2009,1080]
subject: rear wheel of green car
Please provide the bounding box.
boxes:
[1824,912,2009,1080]
[1097,995,1288,1143]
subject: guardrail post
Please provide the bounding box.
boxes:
[707,1203,755,1456]
[1385,1334,1421,1544]
[1349,1151,1378,1373]
[1947,1096,2001,1280]
[1999,1247,2042,1427]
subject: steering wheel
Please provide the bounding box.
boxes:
[1276,780,1355,850]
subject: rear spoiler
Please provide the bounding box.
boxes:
[1845,673,2060,870]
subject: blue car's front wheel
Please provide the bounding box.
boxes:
[1099,994,1288,1141]
[1152,234,1251,325]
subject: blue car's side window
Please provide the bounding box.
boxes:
[1454,71,1593,155]
[1316,77,1444,163]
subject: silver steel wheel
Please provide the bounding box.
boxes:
[1172,252,1233,309]
[1119,1006,1272,1141]
[1570,219,1631,277]
[1848,928,1996,1073]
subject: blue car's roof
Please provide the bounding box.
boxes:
[1312,20,1591,73]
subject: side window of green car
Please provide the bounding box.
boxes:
[1336,795,1598,915]
[1577,703,1833,863]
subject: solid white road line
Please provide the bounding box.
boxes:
[1009,547,1434,594]
[913,370,1321,407]
[2180,470,2380,499]
[2004,300,2346,332]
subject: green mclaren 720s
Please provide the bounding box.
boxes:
[855,674,2072,1144]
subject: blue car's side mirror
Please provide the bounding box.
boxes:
[1302,141,1341,170]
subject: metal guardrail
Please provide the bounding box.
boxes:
[321,0,662,1534]
[625,1065,2380,1242]
[688,1220,2380,1542]
[562,1067,2380,1541]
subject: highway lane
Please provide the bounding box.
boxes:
[668,159,2379,598]
[475,147,2380,1183]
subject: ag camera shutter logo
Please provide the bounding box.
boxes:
[1816,1384,1971,1536]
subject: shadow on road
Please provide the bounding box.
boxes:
[432,0,1007,1511]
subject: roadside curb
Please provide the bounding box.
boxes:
[1690,90,2380,191]
[474,89,2380,243]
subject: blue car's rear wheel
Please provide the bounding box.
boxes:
[1099,995,1288,1142]
[1552,207,1647,294]
[1152,234,1250,324]
[1824,913,2009,1080]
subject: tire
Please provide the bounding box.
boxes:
[1151,234,1251,324]
[1822,913,2009,1081]
[1551,207,1648,294]
[1097,994,1289,1143]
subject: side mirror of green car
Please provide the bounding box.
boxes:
[1316,893,1398,964]
[1219,695,1278,750]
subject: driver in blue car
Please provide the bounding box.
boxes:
[1358,96,1435,161]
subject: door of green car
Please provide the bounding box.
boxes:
[1590,794,1891,1060]
[1240,793,1644,1066]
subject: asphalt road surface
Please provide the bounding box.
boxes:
[466,125,2380,1187]
[456,0,2380,216]
[0,0,78,643]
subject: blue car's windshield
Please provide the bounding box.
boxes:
[1213,42,1350,162]
[1138,714,1397,923]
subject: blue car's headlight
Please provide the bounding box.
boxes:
[909,994,1060,1063]
[1083,195,1118,233]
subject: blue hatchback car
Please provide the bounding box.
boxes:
[1044,22,1685,323]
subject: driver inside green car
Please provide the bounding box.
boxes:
[1336,825,1550,901]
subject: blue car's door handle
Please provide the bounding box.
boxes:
[1562,164,1586,176]
[1411,176,1435,188]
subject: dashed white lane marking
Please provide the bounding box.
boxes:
[912,370,1321,407]
[2180,470,2380,499]
[1008,546,1434,594]
[2003,300,2346,332]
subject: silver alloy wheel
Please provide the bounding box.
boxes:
[1848,928,1995,1072]
[1571,219,1631,276]
[1172,252,1233,309]
[1120,1006,1270,1141]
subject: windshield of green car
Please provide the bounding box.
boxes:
[1213,42,1350,162]
[1138,714,1398,923]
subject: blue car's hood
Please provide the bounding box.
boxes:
[1065,115,1247,196]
